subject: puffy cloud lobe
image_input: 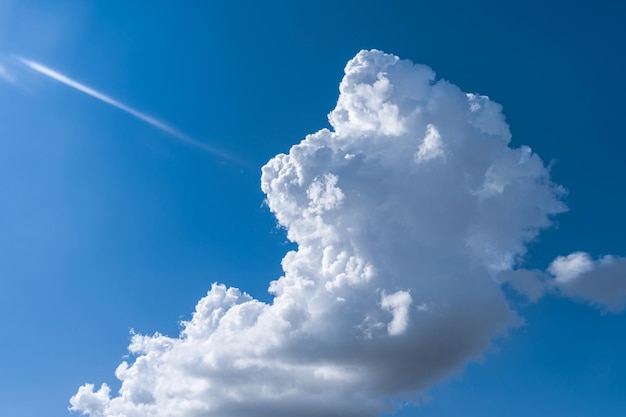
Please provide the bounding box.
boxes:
[71,50,568,417]
[380,291,413,336]
[549,252,626,313]
[415,124,444,162]
[71,384,111,417]
[549,252,596,283]
[499,252,626,313]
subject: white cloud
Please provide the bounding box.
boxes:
[548,252,626,313]
[70,384,111,417]
[500,252,626,313]
[71,50,569,416]
[548,251,596,283]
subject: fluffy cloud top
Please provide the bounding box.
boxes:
[70,50,620,417]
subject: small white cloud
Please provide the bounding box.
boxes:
[548,253,626,313]
[501,253,626,313]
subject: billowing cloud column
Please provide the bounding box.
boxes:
[71,50,575,417]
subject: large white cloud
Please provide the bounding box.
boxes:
[70,50,577,416]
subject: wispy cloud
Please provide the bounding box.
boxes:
[0,63,15,83]
[17,56,247,166]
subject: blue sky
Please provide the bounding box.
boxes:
[1,1,625,416]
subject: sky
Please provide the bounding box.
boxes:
[1,1,625,416]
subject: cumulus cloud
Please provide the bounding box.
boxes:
[548,252,626,312]
[499,252,626,313]
[71,49,574,416]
